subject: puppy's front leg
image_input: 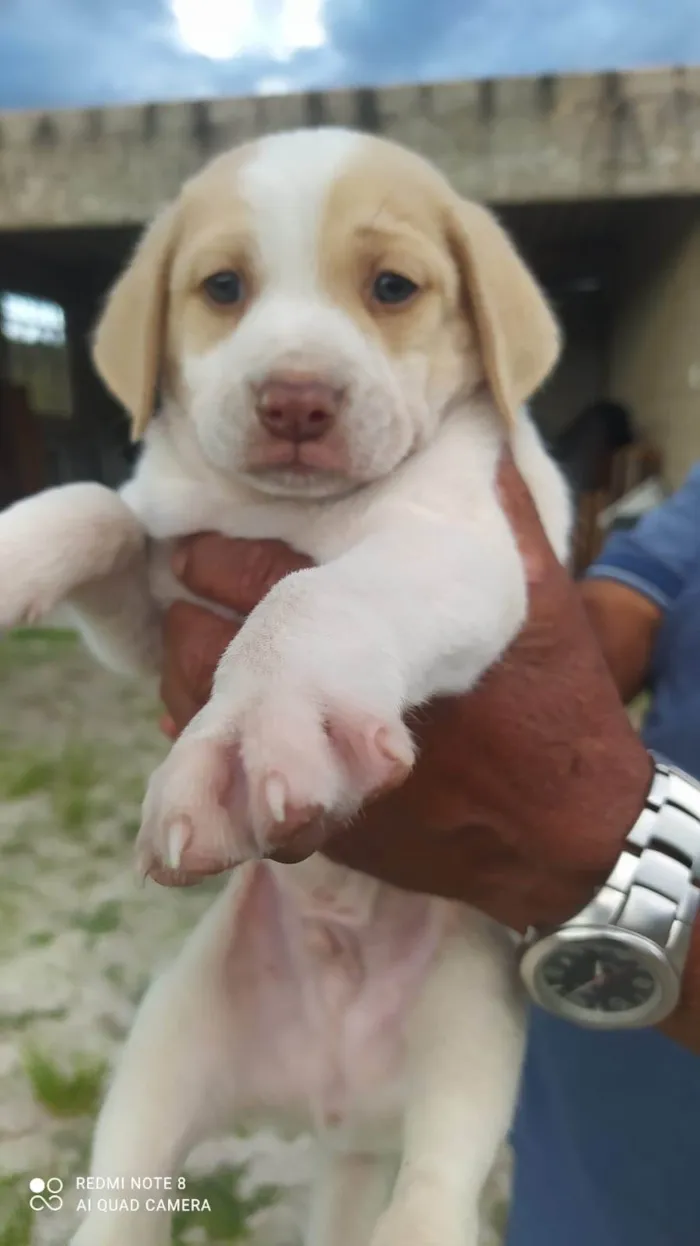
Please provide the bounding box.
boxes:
[371,915,525,1246]
[136,499,527,875]
[0,483,159,675]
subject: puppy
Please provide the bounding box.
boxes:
[0,127,571,1246]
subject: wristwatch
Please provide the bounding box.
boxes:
[519,755,700,1029]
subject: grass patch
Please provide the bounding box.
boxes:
[115,773,150,805]
[0,628,78,679]
[0,740,100,836]
[73,900,122,936]
[6,628,77,645]
[103,963,126,988]
[3,757,57,799]
[0,838,31,857]
[172,1168,277,1244]
[23,1048,107,1118]
[0,1175,33,1246]
[52,744,100,834]
[0,897,20,929]
[0,1008,66,1034]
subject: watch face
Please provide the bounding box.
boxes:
[521,928,680,1029]
[539,937,656,1016]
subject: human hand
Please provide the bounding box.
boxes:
[158,536,312,740]
[157,458,651,928]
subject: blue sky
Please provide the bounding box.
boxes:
[0,0,699,111]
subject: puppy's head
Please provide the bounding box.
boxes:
[94,128,560,499]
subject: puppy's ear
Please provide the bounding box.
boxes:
[447,198,561,429]
[92,203,179,442]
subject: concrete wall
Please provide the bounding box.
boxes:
[3,67,700,228]
[610,209,700,489]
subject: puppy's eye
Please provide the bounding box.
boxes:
[372,271,419,306]
[203,270,244,305]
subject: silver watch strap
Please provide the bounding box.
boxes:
[567,757,700,975]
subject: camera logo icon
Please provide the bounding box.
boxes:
[29,1177,64,1211]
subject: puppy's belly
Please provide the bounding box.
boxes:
[224,860,444,1141]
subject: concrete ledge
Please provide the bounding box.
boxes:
[2,66,700,228]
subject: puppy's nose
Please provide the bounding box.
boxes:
[255,374,342,443]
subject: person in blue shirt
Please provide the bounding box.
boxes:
[507,462,700,1246]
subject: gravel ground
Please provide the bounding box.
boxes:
[0,629,509,1246]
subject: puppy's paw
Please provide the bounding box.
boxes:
[0,520,63,628]
[0,484,144,629]
[137,680,414,883]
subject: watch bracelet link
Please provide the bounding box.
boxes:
[567,755,700,976]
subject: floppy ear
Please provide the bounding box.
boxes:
[92,204,179,442]
[447,199,561,428]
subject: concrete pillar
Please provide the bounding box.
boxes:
[610,210,700,490]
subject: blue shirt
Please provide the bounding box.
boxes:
[507,463,700,1246]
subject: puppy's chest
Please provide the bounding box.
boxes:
[122,410,503,617]
[228,862,446,1133]
[135,491,371,620]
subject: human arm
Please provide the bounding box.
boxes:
[580,579,661,704]
[157,462,700,1052]
[581,463,700,702]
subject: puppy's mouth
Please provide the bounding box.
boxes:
[246,439,350,476]
[242,433,363,498]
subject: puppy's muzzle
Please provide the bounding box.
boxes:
[255,372,346,444]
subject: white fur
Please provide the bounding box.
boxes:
[0,127,572,1246]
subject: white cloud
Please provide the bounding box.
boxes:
[170,0,326,63]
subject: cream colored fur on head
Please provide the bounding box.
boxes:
[0,126,571,1246]
[93,129,559,490]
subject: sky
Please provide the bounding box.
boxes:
[0,0,699,112]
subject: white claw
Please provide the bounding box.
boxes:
[166,820,188,870]
[265,775,287,823]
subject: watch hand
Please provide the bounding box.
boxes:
[568,980,598,1003]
